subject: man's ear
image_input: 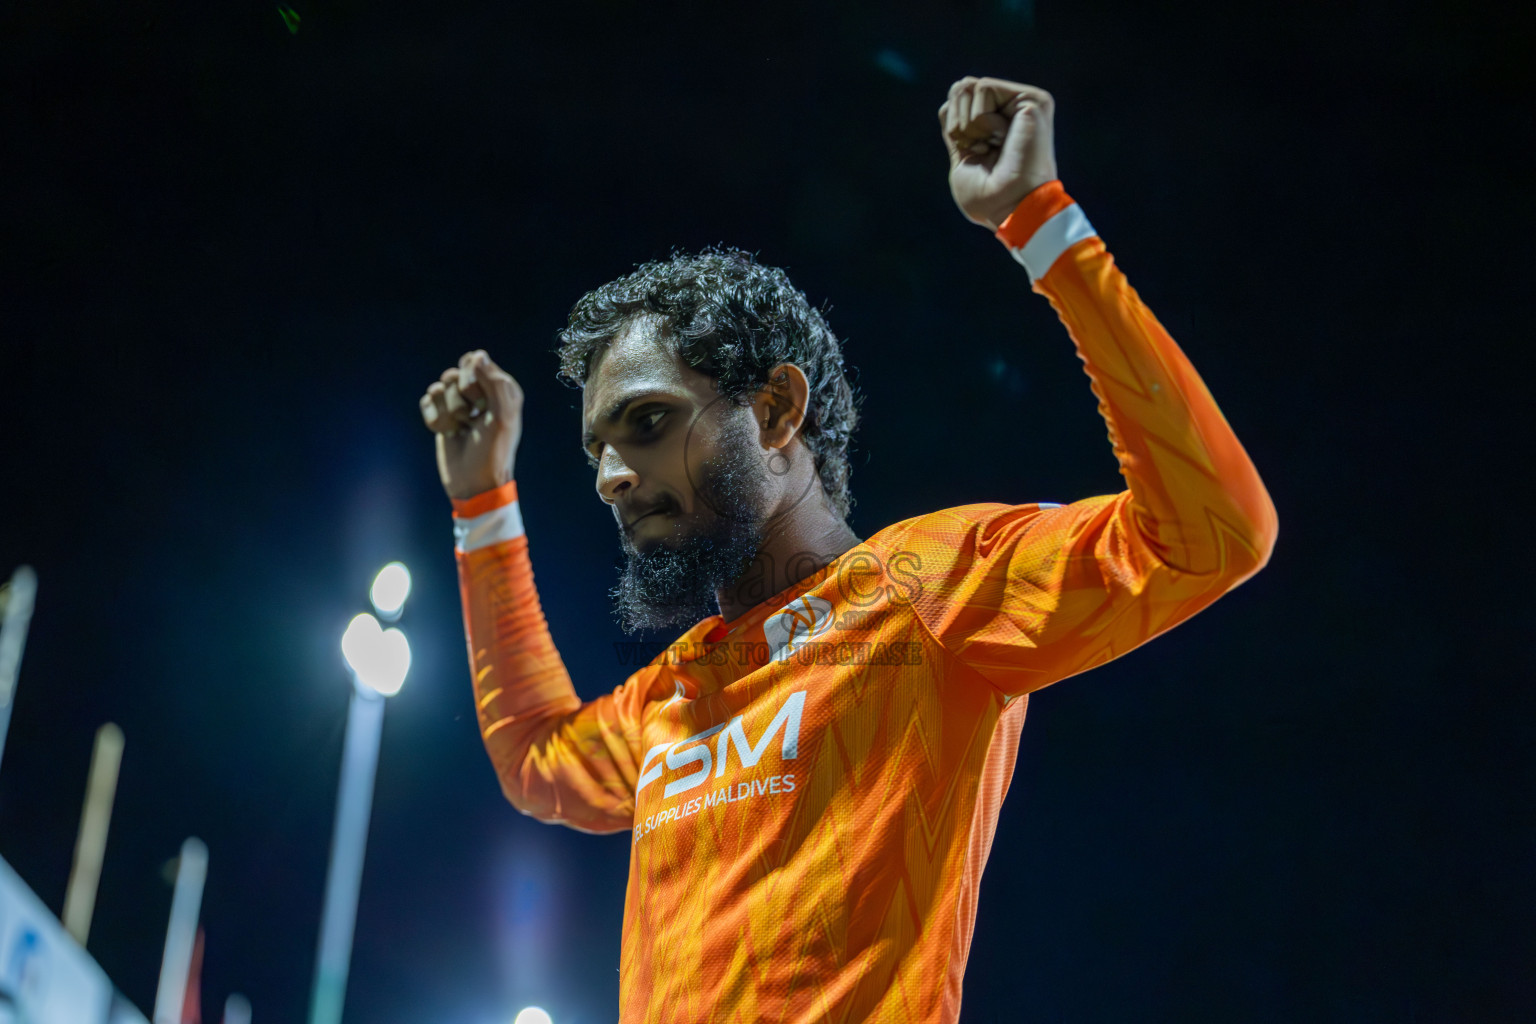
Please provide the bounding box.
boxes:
[754,364,810,448]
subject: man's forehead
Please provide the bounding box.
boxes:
[581,319,710,424]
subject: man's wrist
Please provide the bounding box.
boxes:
[451,480,518,519]
[994,180,1072,248]
[994,180,1098,283]
[451,480,524,555]
[971,179,1052,232]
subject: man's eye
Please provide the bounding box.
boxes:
[585,411,666,468]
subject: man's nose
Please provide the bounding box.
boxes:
[596,447,639,505]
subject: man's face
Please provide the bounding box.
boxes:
[581,318,774,633]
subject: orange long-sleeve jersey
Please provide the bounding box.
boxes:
[452,181,1278,1024]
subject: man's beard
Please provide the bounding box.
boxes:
[610,420,771,635]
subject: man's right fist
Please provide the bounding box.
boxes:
[420,350,524,501]
[939,76,1058,231]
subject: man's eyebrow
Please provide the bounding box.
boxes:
[580,392,666,450]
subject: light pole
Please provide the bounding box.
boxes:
[308,565,412,1024]
[153,837,208,1024]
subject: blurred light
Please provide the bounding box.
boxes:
[874,48,916,83]
[514,1009,553,1024]
[341,613,411,696]
[1000,0,1036,28]
[369,562,412,621]
[63,722,125,945]
[223,993,252,1024]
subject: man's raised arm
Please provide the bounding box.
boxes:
[992,177,1277,577]
[906,77,1278,695]
[423,351,644,833]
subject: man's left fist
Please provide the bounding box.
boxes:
[939,76,1058,231]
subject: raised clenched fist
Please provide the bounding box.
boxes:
[939,76,1059,232]
[419,350,524,500]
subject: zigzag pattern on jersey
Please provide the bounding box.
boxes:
[619,632,1006,1024]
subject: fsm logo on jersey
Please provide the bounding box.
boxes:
[636,690,807,801]
[632,690,807,843]
[763,596,835,663]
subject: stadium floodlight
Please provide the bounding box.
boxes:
[514,1009,553,1024]
[310,606,410,1024]
[341,613,411,697]
[368,562,412,622]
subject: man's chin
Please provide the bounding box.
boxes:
[611,560,722,634]
[611,522,764,634]
[609,430,771,633]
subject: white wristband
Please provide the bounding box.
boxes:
[1006,203,1097,282]
[453,501,525,553]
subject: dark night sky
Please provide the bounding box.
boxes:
[3,0,1533,1021]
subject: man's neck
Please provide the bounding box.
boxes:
[716,510,863,625]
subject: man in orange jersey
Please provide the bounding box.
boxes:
[420,75,1277,1023]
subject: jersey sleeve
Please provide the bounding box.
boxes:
[452,482,648,834]
[899,181,1279,697]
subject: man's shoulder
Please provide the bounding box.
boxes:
[864,499,1082,552]
[853,496,1126,591]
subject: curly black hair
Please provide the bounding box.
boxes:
[555,246,862,520]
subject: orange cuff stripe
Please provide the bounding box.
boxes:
[452,480,519,519]
[994,180,1073,249]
